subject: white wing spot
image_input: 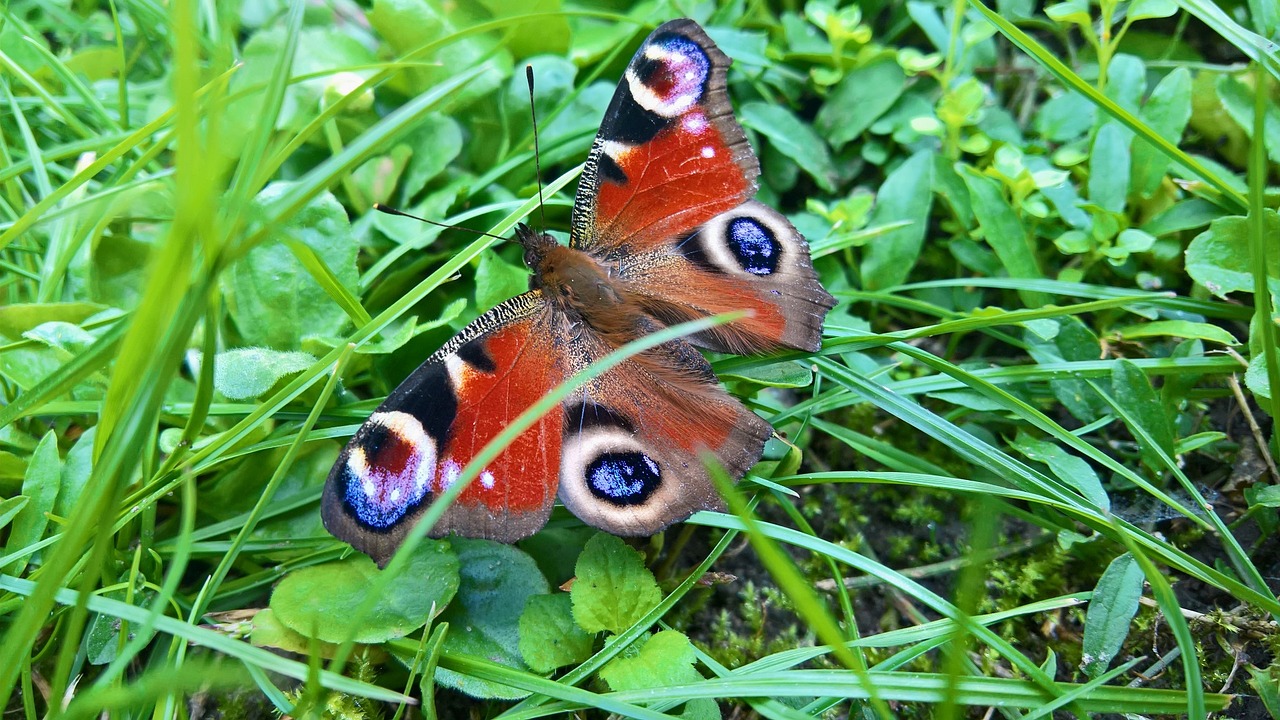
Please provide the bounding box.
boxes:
[701,146,715,158]
[481,470,496,489]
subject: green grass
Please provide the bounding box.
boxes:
[2,0,1279,718]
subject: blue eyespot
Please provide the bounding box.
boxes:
[728,218,780,276]
[586,452,662,506]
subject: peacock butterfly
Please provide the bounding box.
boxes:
[322,19,836,566]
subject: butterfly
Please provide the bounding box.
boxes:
[322,19,836,566]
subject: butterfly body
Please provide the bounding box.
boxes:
[323,19,836,565]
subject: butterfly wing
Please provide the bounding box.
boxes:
[322,292,567,565]
[553,322,772,535]
[570,19,757,253]
[620,200,836,354]
[571,20,834,354]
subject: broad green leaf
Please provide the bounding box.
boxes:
[213,348,316,400]
[1027,317,1109,423]
[1141,198,1224,237]
[1081,553,1144,678]
[1088,123,1130,213]
[437,539,549,699]
[226,184,358,349]
[1114,320,1238,345]
[740,103,837,192]
[571,534,662,635]
[958,165,1047,308]
[3,432,60,576]
[369,0,512,104]
[270,539,458,644]
[1033,92,1096,142]
[1186,211,1280,299]
[1247,665,1280,718]
[401,114,464,199]
[599,631,719,720]
[1011,432,1109,511]
[1111,359,1176,471]
[863,151,934,289]
[251,608,339,656]
[517,593,594,673]
[815,58,906,149]
[718,360,814,388]
[474,250,529,313]
[1128,0,1178,20]
[1246,353,1274,401]
[350,144,413,206]
[1132,68,1191,197]
[1216,75,1280,164]
[1045,0,1091,26]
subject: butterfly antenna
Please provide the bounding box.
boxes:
[372,204,506,241]
[526,64,548,233]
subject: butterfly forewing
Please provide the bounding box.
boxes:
[571,19,758,252]
[322,292,566,565]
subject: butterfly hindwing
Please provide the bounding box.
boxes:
[554,327,772,535]
[571,19,758,252]
[622,200,836,354]
[322,292,567,565]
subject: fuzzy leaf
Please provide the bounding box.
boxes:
[213,348,316,400]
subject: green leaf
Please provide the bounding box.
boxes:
[1128,0,1178,20]
[436,539,549,700]
[269,539,458,644]
[815,58,906,149]
[1044,0,1091,26]
[0,302,106,340]
[863,151,934,289]
[1010,432,1109,511]
[368,0,512,104]
[718,360,814,388]
[599,630,719,720]
[517,593,594,673]
[1114,320,1239,345]
[474,250,529,314]
[958,165,1047,307]
[1081,553,1144,678]
[251,608,338,656]
[350,144,413,206]
[402,114,464,199]
[571,534,662,635]
[1033,92,1096,142]
[3,431,61,576]
[213,348,316,400]
[1216,74,1280,165]
[740,103,837,192]
[1088,123,1130,213]
[1245,353,1274,401]
[0,496,30,533]
[1131,68,1191,197]
[1186,211,1280,299]
[55,426,94,519]
[1111,359,1177,470]
[226,184,358,349]
[85,586,157,665]
[1247,665,1280,718]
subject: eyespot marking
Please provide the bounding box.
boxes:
[586,451,662,506]
[728,217,780,276]
[343,411,436,529]
[626,34,710,118]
